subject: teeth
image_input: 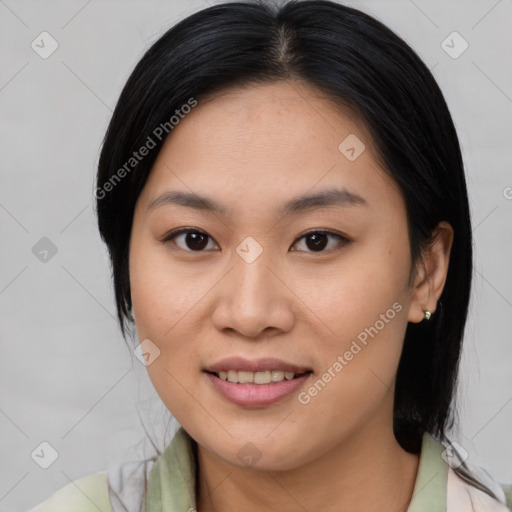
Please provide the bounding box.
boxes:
[254,371,271,384]
[216,370,303,384]
[271,370,284,382]
[238,371,254,383]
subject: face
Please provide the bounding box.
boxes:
[129,80,420,470]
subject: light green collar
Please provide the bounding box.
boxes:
[407,432,447,511]
[143,428,197,511]
[143,428,447,511]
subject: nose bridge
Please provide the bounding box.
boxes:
[231,240,277,310]
[211,238,294,337]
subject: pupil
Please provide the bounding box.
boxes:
[187,232,208,250]
[307,233,327,251]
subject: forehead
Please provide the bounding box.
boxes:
[137,80,401,216]
[192,80,373,149]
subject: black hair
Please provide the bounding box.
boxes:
[96,0,503,503]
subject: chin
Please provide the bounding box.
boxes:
[195,427,313,471]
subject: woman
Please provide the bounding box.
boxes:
[30,0,511,510]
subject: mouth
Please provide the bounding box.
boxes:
[204,356,312,375]
[207,369,311,384]
[204,358,313,407]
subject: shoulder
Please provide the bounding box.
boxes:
[28,471,112,512]
[447,465,511,511]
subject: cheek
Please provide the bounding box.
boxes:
[295,244,409,346]
[303,241,411,395]
[129,238,199,337]
[129,238,207,399]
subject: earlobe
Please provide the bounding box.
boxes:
[407,221,454,324]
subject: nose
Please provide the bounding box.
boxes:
[210,247,296,340]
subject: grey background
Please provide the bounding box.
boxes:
[0,0,511,510]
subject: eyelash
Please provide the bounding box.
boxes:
[161,228,351,254]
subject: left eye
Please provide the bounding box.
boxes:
[291,231,350,253]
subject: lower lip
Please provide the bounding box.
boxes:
[206,372,311,407]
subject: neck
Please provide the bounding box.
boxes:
[196,417,420,512]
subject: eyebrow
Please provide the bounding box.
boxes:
[147,187,367,217]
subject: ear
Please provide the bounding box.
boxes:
[407,221,454,323]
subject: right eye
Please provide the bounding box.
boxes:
[162,228,220,252]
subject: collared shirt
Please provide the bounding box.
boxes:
[29,428,512,512]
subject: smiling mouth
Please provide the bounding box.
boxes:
[208,370,312,384]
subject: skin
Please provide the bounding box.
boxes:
[129,79,453,512]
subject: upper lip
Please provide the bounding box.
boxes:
[205,357,311,374]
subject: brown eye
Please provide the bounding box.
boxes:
[291,231,350,253]
[163,229,219,251]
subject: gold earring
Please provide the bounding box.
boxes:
[424,310,432,320]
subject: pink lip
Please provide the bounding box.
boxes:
[205,357,311,374]
[205,373,312,408]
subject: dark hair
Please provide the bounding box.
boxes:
[96,0,502,503]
